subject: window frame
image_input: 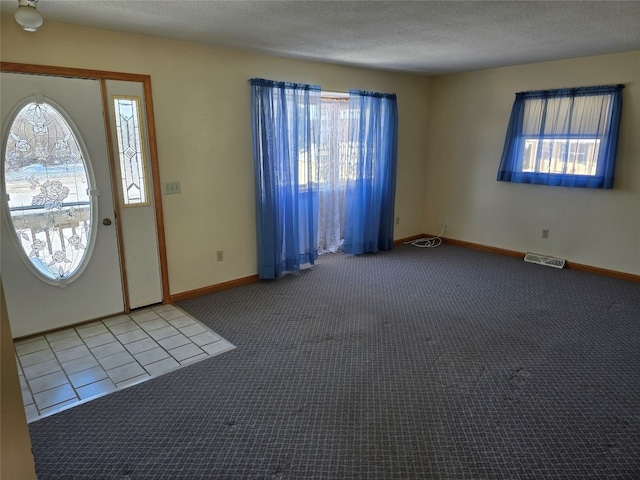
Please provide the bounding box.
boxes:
[1,96,99,286]
[497,84,624,189]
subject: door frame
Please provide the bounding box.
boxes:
[1,61,170,311]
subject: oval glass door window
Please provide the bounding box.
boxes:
[2,96,98,285]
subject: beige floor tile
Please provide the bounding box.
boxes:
[98,351,135,370]
[107,362,148,384]
[61,355,99,375]
[130,310,160,323]
[18,307,233,422]
[28,370,70,394]
[179,322,208,337]
[156,333,192,350]
[158,308,188,321]
[124,337,158,355]
[39,398,78,417]
[202,339,236,356]
[19,348,57,368]
[91,341,126,359]
[33,384,77,410]
[134,347,170,366]
[103,314,131,327]
[23,359,62,380]
[169,343,205,362]
[45,329,78,342]
[76,378,117,400]
[190,331,221,347]
[108,320,140,336]
[144,356,181,376]
[76,323,109,339]
[68,365,108,388]
[137,318,171,332]
[14,338,49,356]
[49,335,84,352]
[116,328,149,345]
[83,332,117,349]
[179,353,208,365]
[24,404,39,422]
[21,388,34,406]
[151,304,176,313]
[116,374,150,389]
[168,316,196,328]
[148,325,180,341]
[55,344,92,363]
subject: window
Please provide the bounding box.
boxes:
[2,97,97,284]
[112,96,149,206]
[318,96,361,185]
[300,96,360,189]
[497,85,624,189]
[522,138,600,175]
[250,78,397,278]
[316,95,350,253]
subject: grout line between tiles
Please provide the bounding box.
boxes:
[15,306,234,422]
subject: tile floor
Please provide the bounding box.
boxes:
[14,304,235,423]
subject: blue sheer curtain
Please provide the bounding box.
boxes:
[497,85,624,189]
[250,78,321,279]
[343,90,398,254]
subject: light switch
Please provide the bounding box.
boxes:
[163,181,181,195]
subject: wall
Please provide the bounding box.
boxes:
[425,51,640,275]
[0,280,38,480]
[0,16,430,295]
[2,15,637,295]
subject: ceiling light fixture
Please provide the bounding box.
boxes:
[15,0,43,32]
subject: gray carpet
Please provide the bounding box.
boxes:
[28,244,640,479]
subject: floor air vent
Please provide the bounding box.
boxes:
[524,252,566,269]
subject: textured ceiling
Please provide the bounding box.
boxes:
[2,1,639,74]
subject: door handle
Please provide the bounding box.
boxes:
[102,218,112,226]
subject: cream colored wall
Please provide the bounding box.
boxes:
[3,15,637,293]
[425,52,640,275]
[1,16,429,295]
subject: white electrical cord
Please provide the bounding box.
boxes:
[404,223,446,248]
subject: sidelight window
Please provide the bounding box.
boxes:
[112,96,149,206]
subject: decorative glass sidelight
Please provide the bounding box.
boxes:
[112,96,149,206]
[2,96,97,285]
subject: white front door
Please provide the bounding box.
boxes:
[1,73,124,338]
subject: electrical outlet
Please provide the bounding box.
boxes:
[542,229,549,239]
[444,217,449,227]
[395,217,400,225]
[216,250,224,262]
